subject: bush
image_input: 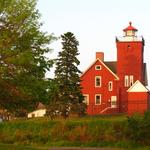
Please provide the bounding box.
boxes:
[127,111,150,145]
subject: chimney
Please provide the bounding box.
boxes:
[96,52,104,61]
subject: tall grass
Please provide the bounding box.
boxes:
[0,115,149,149]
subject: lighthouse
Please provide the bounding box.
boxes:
[80,22,149,115]
[116,22,145,112]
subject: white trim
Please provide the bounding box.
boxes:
[83,94,89,105]
[80,59,119,80]
[127,80,149,92]
[95,94,101,105]
[100,107,112,113]
[95,76,101,87]
[117,36,143,42]
[108,81,113,91]
[124,75,134,87]
[80,60,98,77]
[97,59,119,80]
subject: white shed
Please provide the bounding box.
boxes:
[27,109,46,118]
[27,102,46,118]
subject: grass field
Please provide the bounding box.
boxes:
[0,115,150,149]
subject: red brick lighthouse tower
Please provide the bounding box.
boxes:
[116,22,145,112]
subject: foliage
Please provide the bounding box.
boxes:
[55,32,85,118]
[0,115,146,149]
[127,111,150,144]
[0,0,55,115]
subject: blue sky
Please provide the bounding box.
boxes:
[37,0,150,86]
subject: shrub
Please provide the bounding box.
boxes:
[127,111,150,145]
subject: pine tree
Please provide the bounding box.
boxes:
[55,32,85,118]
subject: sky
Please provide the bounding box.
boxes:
[37,0,150,87]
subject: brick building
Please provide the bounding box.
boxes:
[80,22,149,115]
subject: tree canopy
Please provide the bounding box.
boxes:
[55,32,85,118]
[0,0,55,115]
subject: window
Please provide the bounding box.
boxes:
[111,96,117,108]
[127,45,131,48]
[95,94,101,105]
[95,76,101,87]
[124,75,129,87]
[95,65,101,70]
[124,75,134,87]
[130,75,134,86]
[126,30,136,36]
[108,81,113,91]
[83,94,89,105]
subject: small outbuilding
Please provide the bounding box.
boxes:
[27,102,46,118]
[127,80,150,115]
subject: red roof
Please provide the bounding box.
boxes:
[123,22,138,32]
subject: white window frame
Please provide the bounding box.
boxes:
[124,75,129,87]
[130,75,134,86]
[111,96,117,108]
[95,94,101,105]
[95,65,101,70]
[83,94,89,105]
[124,75,134,87]
[108,81,113,91]
[95,76,101,87]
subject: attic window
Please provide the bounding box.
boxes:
[95,65,101,70]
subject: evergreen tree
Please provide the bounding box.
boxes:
[55,32,85,118]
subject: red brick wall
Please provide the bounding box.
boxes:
[116,41,144,113]
[128,92,149,115]
[81,60,119,115]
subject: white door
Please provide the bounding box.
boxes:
[111,96,117,108]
